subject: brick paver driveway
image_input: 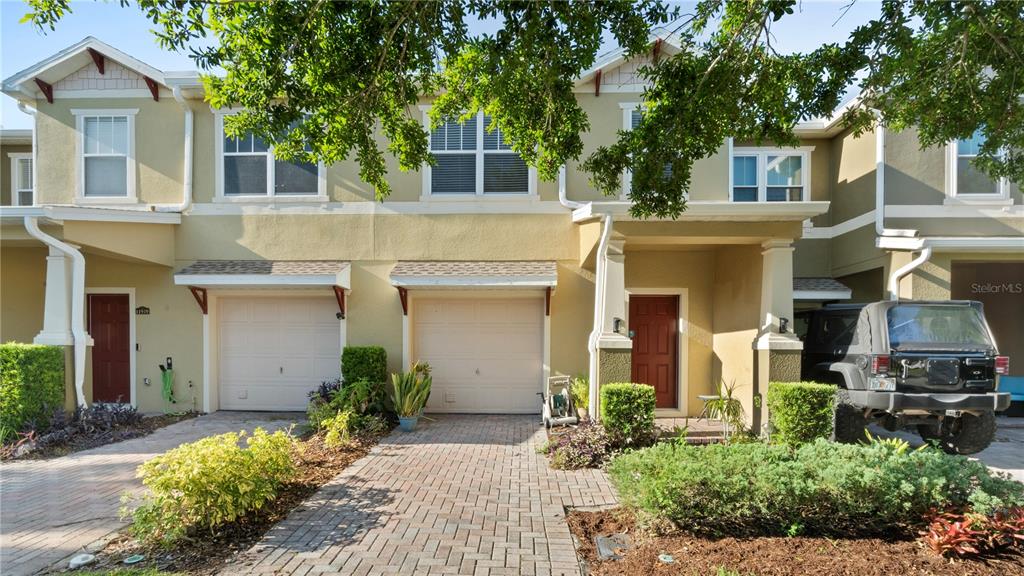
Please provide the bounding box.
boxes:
[225,415,617,576]
[0,412,301,576]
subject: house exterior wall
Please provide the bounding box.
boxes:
[712,244,763,423]
[0,247,47,344]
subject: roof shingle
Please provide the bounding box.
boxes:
[177,260,348,276]
[390,261,557,278]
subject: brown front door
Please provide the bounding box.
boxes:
[629,295,678,409]
[88,293,131,403]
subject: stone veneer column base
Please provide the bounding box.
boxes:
[597,348,632,386]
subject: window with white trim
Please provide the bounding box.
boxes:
[946,131,1007,199]
[730,148,810,202]
[9,154,33,206]
[622,104,673,198]
[72,109,137,200]
[426,111,531,196]
[216,114,324,198]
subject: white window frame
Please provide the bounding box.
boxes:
[729,146,813,202]
[944,140,1010,204]
[72,108,138,204]
[420,106,537,199]
[619,102,685,202]
[8,153,33,206]
[213,111,327,202]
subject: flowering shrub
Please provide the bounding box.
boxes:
[541,420,611,470]
[922,507,1024,557]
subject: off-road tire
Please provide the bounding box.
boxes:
[834,402,868,444]
[940,412,997,455]
[917,422,943,443]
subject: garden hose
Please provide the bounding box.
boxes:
[158,360,185,415]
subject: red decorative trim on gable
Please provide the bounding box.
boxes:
[594,69,602,97]
[333,286,346,320]
[34,78,53,104]
[545,286,552,316]
[397,287,409,316]
[87,48,105,74]
[652,38,663,62]
[188,286,208,315]
[144,76,159,101]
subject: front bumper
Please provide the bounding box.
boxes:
[846,391,1011,412]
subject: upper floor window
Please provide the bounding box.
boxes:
[8,154,32,206]
[946,131,1008,201]
[730,147,810,202]
[215,113,325,200]
[622,104,673,198]
[425,110,533,196]
[72,108,137,202]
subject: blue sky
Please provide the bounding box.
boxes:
[1,0,881,130]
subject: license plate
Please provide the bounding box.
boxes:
[869,377,896,391]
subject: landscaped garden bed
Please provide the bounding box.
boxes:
[70,429,383,575]
[567,508,1024,576]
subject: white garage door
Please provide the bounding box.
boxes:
[219,297,340,411]
[414,297,543,414]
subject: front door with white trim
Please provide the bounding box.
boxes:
[413,297,543,414]
[218,296,340,410]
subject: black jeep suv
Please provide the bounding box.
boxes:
[797,300,1011,454]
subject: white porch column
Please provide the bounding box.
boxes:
[33,246,74,346]
[593,239,633,419]
[756,239,800,349]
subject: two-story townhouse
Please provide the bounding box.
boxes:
[2,35,1017,426]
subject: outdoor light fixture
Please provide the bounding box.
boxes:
[779,317,789,334]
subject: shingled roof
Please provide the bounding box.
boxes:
[793,277,851,300]
[390,261,557,287]
[177,260,348,276]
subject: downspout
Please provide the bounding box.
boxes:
[558,165,585,210]
[24,216,89,408]
[888,244,932,300]
[588,213,614,418]
[155,86,193,213]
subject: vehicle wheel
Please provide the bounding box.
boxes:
[917,422,943,443]
[940,412,996,455]
[834,403,868,444]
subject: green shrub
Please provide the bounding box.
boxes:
[541,420,611,469]
[323,410,354,448]
[126,428,295,546]
[341,346,388,384]
[0,343,65,442]
[600,383,656,447]
[607,439,1024,537]
[570,375,589,411]
[766,381,837,446]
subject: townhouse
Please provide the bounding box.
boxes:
[1,36,1020,426]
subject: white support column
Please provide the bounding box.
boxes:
[597,240,632,349]
[756,239,801,350]
[34,246,74,346]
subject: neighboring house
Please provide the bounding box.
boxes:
[1,129,33,208]
[0,36,1019,423]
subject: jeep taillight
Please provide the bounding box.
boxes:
[871,355,890,375]
[995,356,1010,375]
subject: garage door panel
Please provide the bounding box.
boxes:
[219,297,340,411]
[413,297,542,414]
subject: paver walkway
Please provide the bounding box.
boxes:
[224,415,617,576]
[0,412,301,576]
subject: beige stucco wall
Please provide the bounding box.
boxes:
[0,247,47,343]
[907,252,1023,301]
[2,144,32,206]
[792,238,831,278]
[829,127,876,224]
[711,244,762,423]
[33,97,186,205]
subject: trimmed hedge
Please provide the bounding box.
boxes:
[767,381,837,446]
[341,346,387,383]
[607,439,1024,536]
[600,382,656,447]
[1,343,65,442]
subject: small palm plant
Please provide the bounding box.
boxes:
[704,379,745,440]
[390,362,432,431]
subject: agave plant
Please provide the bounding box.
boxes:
[390,362,432,417]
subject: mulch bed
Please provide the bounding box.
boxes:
[1,412,198,461]
[48,431,382,575]
[567,508,1024,576]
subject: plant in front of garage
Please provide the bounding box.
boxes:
[341,346,388,384]
[390,362,432,432]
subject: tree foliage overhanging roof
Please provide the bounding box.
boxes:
[24,0,1024,218]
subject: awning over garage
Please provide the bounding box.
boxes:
[173,260,350,289]
[389,261,557,288]
[793,277,852,301]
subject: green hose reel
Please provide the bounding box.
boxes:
[158,358,182,414]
